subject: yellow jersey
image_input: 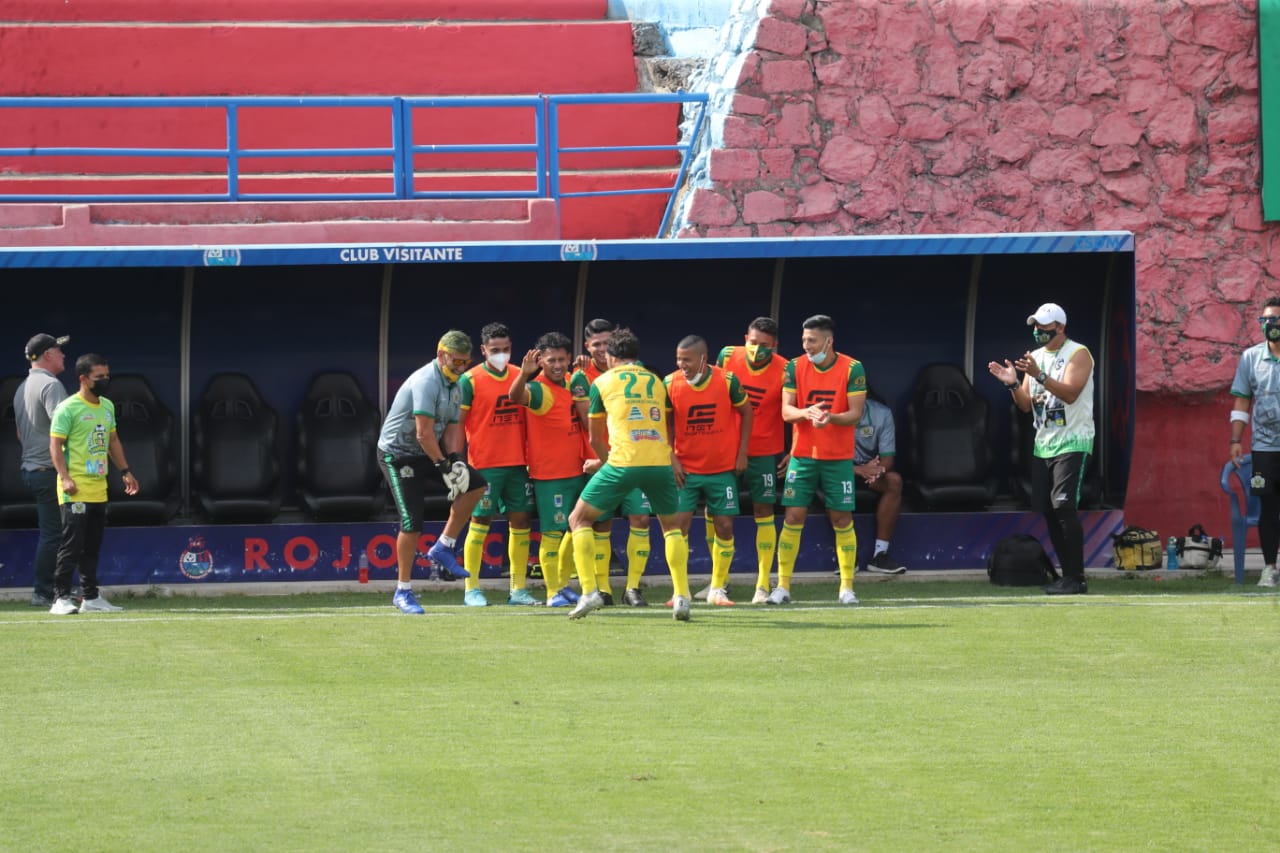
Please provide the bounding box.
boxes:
[587,363,672,467]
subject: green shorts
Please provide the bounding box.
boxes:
[677,471,741,515]
[581,464,677,517]
[780,457,856,511]
[740,454,780,505]
[532,476,584,533]
[473,465,532,517]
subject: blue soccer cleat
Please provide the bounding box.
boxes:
[392,588,425,615]
[427,541,470,580]
[547,591,574,607]
[557,585,580,604]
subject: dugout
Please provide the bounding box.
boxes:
[0,233,1135,582]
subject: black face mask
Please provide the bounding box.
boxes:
[90,378,110,397]
[1032,327,1055,346]
[1263,319,1280,342]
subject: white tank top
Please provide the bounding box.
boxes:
[1030,338,1094,457]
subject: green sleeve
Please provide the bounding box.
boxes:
[727,373,748,406]
[457,374,474,407]
[783,359,798,392]
[716,346,733,368]
[847,360,867,394]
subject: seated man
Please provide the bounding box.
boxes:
[854,395,907,575]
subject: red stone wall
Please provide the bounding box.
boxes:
[684,0,1269,538]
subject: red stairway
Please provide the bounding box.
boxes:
[0,0,683,243]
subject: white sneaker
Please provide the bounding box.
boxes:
[79,595,123,613]
[693,584,711,601]
[839,589,860,606]
[568,590,605,620]
[706,587,735,607]
[49,597,79,615]
[1259,566,1278,588]
[751,587,770,604]
[766,587,790,605]
[672,595,691,622]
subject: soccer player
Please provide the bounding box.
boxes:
[458,322,535,606]
[667,335,752,606]
[717,316,789,603]
[508,332,587,606]
[376,331,485,615]
[773,314,866,606]
[565,328,692,621]
[570,318,654,606]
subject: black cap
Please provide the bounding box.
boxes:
[25,333,70,362]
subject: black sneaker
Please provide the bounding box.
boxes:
[600,592,615,607]
[866,552,907,575]
[1044,576,1088,595]
[622,588,649,607]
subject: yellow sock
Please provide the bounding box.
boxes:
[508,527,531,591]
[711,535,734,589]
[571,528,598,594]
[834,522,858,590]
[594,531,612,596]
[664,529,690,598]
[704,508,715,555]
[560,532,576,587]
[539,531,562,598]
[463,520,489,592]
[626,526,650,590]
[777,522,803,591]
[755,516,777,590]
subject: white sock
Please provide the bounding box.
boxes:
[438,534,456,548]
[397,581,412,591]
[875,539,889,556]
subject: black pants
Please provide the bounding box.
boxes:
[22,468,60,599]
[1250,450,1280,565]
[54,502,106,600]
[1031,452,1088,579]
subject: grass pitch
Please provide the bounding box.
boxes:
[2,577,1277,852]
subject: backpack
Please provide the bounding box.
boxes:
[987,534,1059,586]
[1175,524,1223,570]
[1112,526,1162,571]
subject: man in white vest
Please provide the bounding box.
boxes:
[988,303,1095,595]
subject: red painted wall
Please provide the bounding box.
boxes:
[685,0,1271,540]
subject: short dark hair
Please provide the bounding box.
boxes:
[1265,297,1280,311]
[606,328,640,360]
[535,331,572,353]
[480,322,511,343]
[802,314,835,333]
[748,317,779,338]
[584,318,614,338]
[676,334,706,352]
[76,353,107,377]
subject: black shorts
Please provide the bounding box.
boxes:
[378,452,487,533]
[1249,449,1280,496]
[1031,452,1088,511]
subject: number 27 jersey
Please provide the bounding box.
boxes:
[587,364,672,468]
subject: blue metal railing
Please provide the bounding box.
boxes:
[0,92,709,236]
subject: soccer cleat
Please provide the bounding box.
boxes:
[49,597,79,615]
[866,551,907,575]
[392,588,425,615]
[600,592,615,607]
[1259,566,1278,588]
[766,587,791,605]
[622,588,649,607]
[693,584,711,601]
[1044,576,1088,595]
[557,586,580,604]
[750,587,770,604]
[547,591,574,608]
[79,595,123,613]
[568,590,605,620]
[507,588,538,606]
[672,595,692,622]
[426,541,470,580]
[464,588,489,607]
[838,589,859,606]
[706,587,735,606]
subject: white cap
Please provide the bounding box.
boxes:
[1026,303,1067,326]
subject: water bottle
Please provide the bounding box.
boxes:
[357,552,369,583]
[1166,536,1178,571]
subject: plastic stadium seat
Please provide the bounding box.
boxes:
[0,375,37,526]
[105,374,181,525]
[1220,455,1260,585]
[295,371,386,520]
[905,363,996,510]
[192,372,282,522]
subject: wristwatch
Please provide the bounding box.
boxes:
[1036,370,1047,384]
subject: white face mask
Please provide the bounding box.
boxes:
[487,353,511,371]
[807,349,828,365]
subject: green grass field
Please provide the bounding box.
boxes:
[2,577,1277,852]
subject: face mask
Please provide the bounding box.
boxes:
[1263,319,1280,342]
[90,377,110,397]
[1032,327,1055,346]
[487,353,511,371]
[807,348,828,365]
[745,344,773,364]
[687,359,707,385]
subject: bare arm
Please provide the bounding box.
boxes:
[50,434,75,495]
[415,414,446,462]
[108,430,139,495]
